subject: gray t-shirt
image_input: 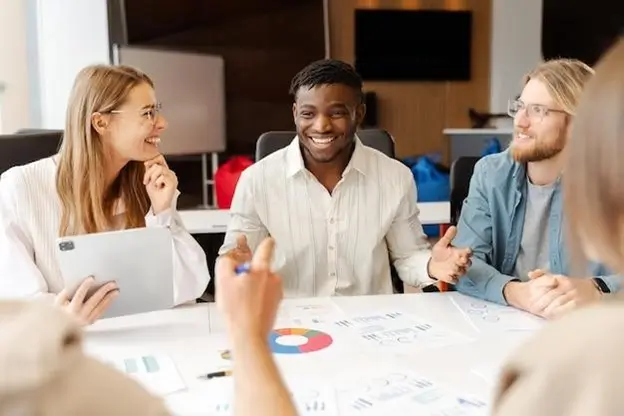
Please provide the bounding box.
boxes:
[513,180,557,280]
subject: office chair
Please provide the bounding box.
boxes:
[450,156,480,225]
[255,128,395,161]
[0,130,63,175]
[255,129,406,294]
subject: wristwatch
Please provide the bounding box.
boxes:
[592,277,611,294]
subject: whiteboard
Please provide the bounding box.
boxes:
[114,45,226,155]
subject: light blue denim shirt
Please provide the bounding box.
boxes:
[454,150,619,304]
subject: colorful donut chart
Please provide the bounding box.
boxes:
[269,328,333,354]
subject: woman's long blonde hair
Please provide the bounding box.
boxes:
[565,38,624,273]
[56,65,152,236]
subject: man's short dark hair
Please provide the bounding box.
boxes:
[289,59,363,102]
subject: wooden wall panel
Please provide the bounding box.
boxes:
[327,0,491,162]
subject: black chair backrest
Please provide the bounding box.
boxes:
[255,128,405,294]
[0,131,63,175]
[450,156,480,225]
[255,128,396,161]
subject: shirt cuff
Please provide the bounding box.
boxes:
[398,250,436,288]
[145,190,181,228]
[598,275,621,293]
[487,274,519,305]
[145,208,174,228]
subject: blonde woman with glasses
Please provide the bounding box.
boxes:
[0,64,210,324]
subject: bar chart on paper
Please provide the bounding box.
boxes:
[115,355,161,373]
[334,311,472,351]
[339,371,488,415]
[102,353,186,396]
[165,378,339,416]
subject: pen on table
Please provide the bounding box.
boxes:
[200,369,233,380]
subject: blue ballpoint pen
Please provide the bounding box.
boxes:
[235,262,251,275]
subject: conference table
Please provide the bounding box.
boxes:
[84,292,544,415]
[178,201,451,234]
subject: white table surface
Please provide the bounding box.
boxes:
[85,292,539,415]
[180,201,450,234]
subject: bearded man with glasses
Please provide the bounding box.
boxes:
[452,59,620,319]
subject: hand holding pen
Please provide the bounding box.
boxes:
[215,237,284,343]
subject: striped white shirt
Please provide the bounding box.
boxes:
[218,137,434,297]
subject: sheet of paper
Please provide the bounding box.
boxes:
[451,294,544,333]
[275,299,346,328]
[338,370,489,415]
[98,353,186,396]
[472,363,501,386]
[165,378,339,416]
[333,311,472,351]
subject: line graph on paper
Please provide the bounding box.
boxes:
[339,371,488,415]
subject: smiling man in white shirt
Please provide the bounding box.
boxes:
[218,59,471,297]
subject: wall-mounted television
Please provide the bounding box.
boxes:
[354,9,473,82]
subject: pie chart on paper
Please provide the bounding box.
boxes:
[269,328,334,354]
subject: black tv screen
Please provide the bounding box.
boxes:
[354,9,472,81]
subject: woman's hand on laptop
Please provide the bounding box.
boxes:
[144,155,178,215]
[55,277,119,325]
[216,237,283,342]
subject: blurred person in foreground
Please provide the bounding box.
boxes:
[0,237,293,416]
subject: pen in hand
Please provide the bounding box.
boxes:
[235,263,250,275]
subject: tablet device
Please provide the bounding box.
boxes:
[56,227,174,318]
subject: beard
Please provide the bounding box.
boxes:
[510,132,566,163]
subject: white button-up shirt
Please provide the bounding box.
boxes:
[218,137,434,297]
[0,157,210,303]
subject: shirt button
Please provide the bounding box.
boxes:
[330,272,336,277]
[329,246,334,250]
[329,218,335,224]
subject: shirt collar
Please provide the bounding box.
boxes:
[285,134,368,178]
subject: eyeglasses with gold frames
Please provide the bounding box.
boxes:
[108,102,163,125]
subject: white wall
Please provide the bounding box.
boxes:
[34,0,110,129]
[0,0,31,133]
[489,0,544,114]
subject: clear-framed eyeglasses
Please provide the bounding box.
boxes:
[109,102,163,125]
[507,99,567,123]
